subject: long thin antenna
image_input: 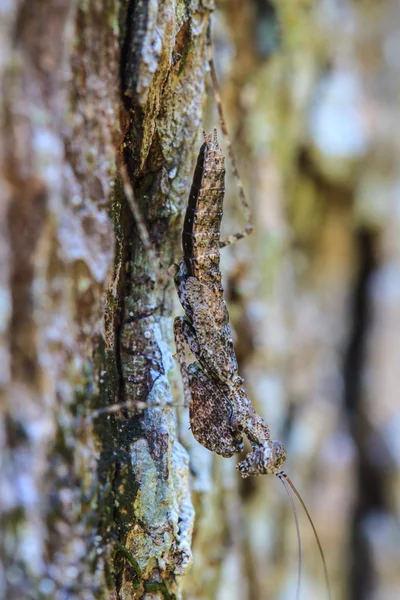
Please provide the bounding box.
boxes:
[87,400,187,422]
[116,157,167,286]
[277,473,302,600]
[280,471,331,600]
[206,21,253,247]
[118,161,162,275]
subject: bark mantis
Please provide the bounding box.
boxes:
[172,128,330,600]
[170,21,331,600]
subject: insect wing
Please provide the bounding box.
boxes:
[188,364,243,457]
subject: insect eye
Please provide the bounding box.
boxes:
[238,425,243,432]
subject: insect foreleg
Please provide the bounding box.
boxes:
[191,305,238,383]
[173,316,202,407]
[173,312,234,399]
[176,275,239,384]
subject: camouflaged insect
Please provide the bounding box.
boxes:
[187,363,243,457]
[173,130,286,477]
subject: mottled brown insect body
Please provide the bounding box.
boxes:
[183,131,225,300]
[174,131,287,476]
[188,363,244,457]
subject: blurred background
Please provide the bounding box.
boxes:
[181,2,400,599]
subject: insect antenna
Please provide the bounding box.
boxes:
[279,471,332,600]
[87,400,187,422]
[206,22,253,247]
[277,472,302,600]
[116,156,168,286]
[118,161,164,283]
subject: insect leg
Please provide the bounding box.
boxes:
[116,153,167,285]
[207,24,253,247]
[83,399,187,423]
[173,316,200,407]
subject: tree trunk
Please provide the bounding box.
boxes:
[2,1,400,600]
[1,1,207,598]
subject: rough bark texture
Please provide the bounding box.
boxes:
[1,0,207,598]
[2,1,400,600]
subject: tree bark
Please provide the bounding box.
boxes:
[1,1,208,598]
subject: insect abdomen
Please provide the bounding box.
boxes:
[183,130,225,298]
